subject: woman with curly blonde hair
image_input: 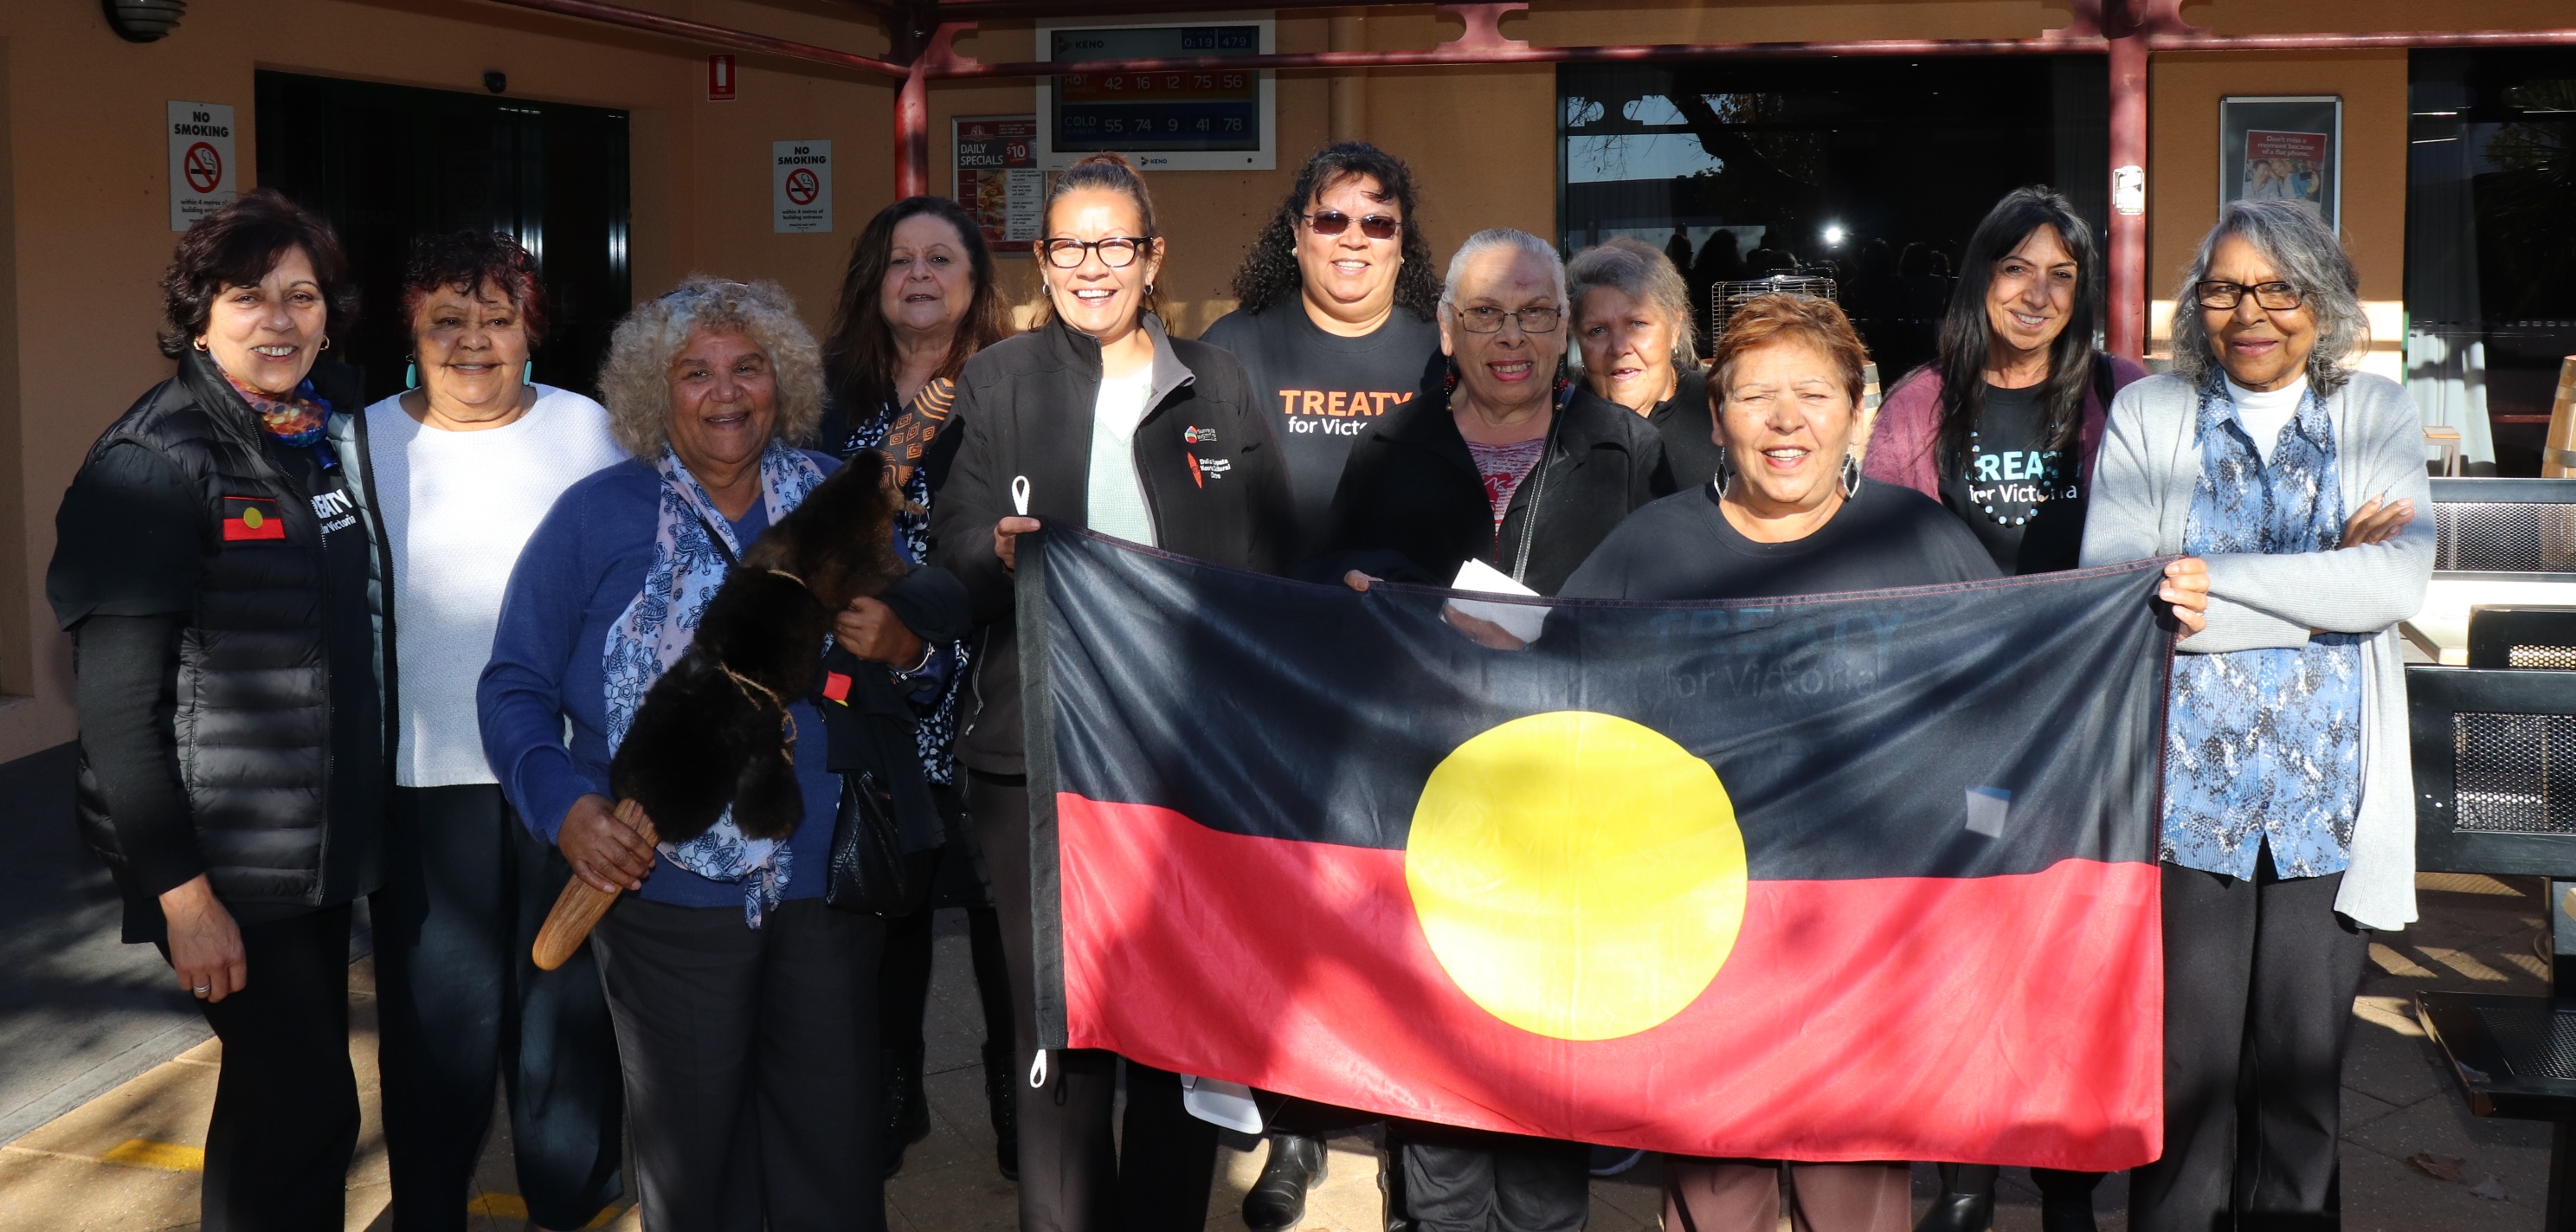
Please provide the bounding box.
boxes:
[480,274,969,1231]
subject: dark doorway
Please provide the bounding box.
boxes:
[255,71,631,407]
[2406,49,2576,476]
[1558,57,2109,384]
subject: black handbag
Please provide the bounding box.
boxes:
[825,771,937,916]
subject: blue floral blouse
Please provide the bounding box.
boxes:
[837,397,969,790]
[2161,378,2366,880]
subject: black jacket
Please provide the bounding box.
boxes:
[1321,377,1677,597]
[816,566,973,852]
[59,352,390,913]
[929,314,1295,773]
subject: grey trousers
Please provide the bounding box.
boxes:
[968,772,1220,1232]
[2128,861,2368,1232]
[591,895,884,1232]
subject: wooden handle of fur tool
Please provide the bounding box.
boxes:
[532,799,660,971]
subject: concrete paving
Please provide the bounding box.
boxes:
[0,862,2560,1229]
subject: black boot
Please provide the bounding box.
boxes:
[2039,1196,2097,1232]
[1243,1132,1328,1231]
[881,1042,928,1178]
[1915,1164,1997,1232]
[982,1041,1019,1181]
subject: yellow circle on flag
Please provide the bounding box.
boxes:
[1405,711,1746,1041]
[240,508,263,530]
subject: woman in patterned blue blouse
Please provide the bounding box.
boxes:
[818,196,1021,1182]
[2080,200,2434,1232]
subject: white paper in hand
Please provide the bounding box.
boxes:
[1448,558,1549,644]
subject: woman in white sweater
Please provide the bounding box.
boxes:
[2079,199,2431,1232]
[361,231,630,1232]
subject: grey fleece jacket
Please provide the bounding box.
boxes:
[2079,370,2433,930]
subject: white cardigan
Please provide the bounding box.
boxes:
[2079,371,2435,930]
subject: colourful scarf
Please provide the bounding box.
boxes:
[602,441,829,927]
[220,370,330,447]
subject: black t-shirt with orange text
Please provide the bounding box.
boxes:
[1200,303,1443,558]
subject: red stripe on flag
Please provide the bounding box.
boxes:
[1056,793,2161,1169]
[222,514,286,541]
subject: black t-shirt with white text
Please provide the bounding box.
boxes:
[1935,382,2088,575]
[1199,303,1443,556]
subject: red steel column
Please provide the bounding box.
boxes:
[896,61,931,198]
[2106,33,2148,360]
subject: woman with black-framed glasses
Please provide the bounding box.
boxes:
[929,152,1295,1232]
[1319,227,1674,603]
[1202,143,1444,564]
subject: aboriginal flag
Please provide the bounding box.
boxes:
[1018,528,2172,1169]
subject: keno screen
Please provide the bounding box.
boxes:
[1050,26,1261,153]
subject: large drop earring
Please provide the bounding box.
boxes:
[1714,445,1731,495]
[403,357,419,390]
[1840,449,1863,499]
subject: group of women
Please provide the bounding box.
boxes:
[54,135,2430,1232]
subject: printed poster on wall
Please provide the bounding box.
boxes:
[774,140,833,234]
[2219,96,2340,229]
[955,116,1041,249]
[168,101,237,232]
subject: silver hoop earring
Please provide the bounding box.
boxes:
[1840,450,1863,499]
[1143,282,1156,296]
[1713,446,1730,495]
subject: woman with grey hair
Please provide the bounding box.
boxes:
[1323,227,1674,599]
[1324,227,1672,1232]
[480,274,967,1230]
[1568,236,1722,487]
[2080,198,2430,1232]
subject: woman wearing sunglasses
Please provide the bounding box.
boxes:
[1201,142,1443,562]
[928,152,1295,1232]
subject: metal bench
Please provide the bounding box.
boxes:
[2411,604,2576,1229]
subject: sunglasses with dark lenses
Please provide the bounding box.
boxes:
[1039,236,1150,269]
[2194,281,2305,311]
[1305,210,1402,241]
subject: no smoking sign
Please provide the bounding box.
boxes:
[167,100,237,231]
[771,140,832,233]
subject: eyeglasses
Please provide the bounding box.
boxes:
[1304,210,1402,240]
[1451,305,1563,334]
[2193,281,2305,311]
[1039,236,1152,269]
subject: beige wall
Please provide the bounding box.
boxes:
[2,0,2570,762]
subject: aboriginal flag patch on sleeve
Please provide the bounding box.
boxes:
[221,495,286,542]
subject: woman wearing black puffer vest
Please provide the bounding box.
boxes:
[47,190,389,1232]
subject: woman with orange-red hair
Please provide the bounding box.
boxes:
[1560,293,1999,1231]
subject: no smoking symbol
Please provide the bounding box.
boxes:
[184,142,223,194]
[783,168,820,206]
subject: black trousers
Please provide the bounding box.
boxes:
[372,784,625,1231]
[2129,861,2368,1232]
[1400,1126,1589,1232]
[968,773,1220,1232]
[591,894,885,1232]
[881,786,1014,1061]
[159,903,360,1232]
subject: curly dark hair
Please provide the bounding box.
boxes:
[157,188,357,359]
[399,229,549,345]
[1227,142,1438,321]
[824,196,1013,410]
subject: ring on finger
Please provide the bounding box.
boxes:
[192,984,210,997]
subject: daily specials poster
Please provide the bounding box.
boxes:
[955,116,1042,248]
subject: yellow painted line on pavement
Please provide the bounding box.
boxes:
[2415,945,2512,983]
[467,1194,630,1229]
[99,1138,204,1171]
[2367,943,2435,977]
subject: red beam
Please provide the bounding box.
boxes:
[2105,35,2148,361]
[2147,29,2576,51]
[934,38,2109,81]
[475,0,907,80]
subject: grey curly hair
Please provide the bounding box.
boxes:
[597,274,825,459]
[1566,236,1698,367]
[2168,199,2368,397]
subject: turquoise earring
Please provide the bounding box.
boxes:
[522,361,535,386]
[403,361,418,390]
